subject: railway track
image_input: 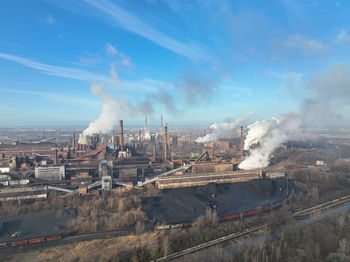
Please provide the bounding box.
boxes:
[292,194,350,217]
[2,185,350,260]
[155,192,350,261]
[155,224,267,262]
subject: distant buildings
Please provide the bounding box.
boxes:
[0,166,12,173]
[35,164,65,180]
[98,160,113,179]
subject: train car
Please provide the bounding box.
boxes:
[170,224,183,229]
[46,235,62,241]
[157,204,279,230]
[0,242,8,248]
[156,225,171,230]
[11,240,28,246]
[29,237,46,244]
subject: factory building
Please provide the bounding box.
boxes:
[0,166,12,173]
[157,170,263,189]
[0,186,48,201]
[119,168,138,182]
[191,161,233,174]
[98,160,113,179]
[35,164,65,180]
[101,176,112,191]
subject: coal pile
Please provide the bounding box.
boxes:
[142,178,299,224]
[0,209,77,242]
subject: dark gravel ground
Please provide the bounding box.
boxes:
[0,209,77,243]
[142,178,301,224]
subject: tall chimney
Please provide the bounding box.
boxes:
[240,126,244,161]
[54,148,58,164]
[167,131,171,150]
[164,124,168,164]
[72,132,76,151]
[153,143,156,162]
[139,129,142,148]
[119,120,124,149]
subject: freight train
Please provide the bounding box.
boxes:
[156,176,294,230]
[0,235,62,248]
[156,204,277,230]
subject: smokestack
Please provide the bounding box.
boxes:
[139,129,142,148]
[119,120,124,149]
[167,131,171,150]
[240,126,244,161]
[153,142,156,162]
[164,124,168,164]
[54,148,58,164]
[72,132,76,151]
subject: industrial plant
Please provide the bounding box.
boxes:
[0,115,286,202]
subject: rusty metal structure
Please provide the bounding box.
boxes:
[164,125,168,164]
[119,120,124,149]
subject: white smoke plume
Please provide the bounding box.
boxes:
[243,118,279,150]
[83,83,125,135]
[238,114,301,170]
[239,64,350,170]
[195,112,254,143]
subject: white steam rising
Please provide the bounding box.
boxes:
[83,83,125,136]
[243,118,279,150]
[238,114,301,170]
[239,64,350,169]
[144,129,151,140]
[196,112,253,143]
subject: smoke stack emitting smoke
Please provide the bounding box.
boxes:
[195,112,254,143]
[196,113,302,170]
[238,114,301,169]
[196,64,350,170]
[83,61,349,169]
[83,83,125,136]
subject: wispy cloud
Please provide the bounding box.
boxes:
[105,43,132,67]
[50,0,208,61]
[0,52,173,94]
[0,88,100,107]
[0,52,110,82]
[105,43,117,56]
[267,70,303,89]
[335,29,350,44]
[78,55,101,66]
[282,33,329,54]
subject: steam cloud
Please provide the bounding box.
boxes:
[195,112,254,143]
[196,64,350,170]
[83,83,125,135]
[240,63,350,170]
[238,114,301,169]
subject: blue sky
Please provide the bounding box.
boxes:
[0,0,349,128]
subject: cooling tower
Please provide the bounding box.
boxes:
[78,134,89,145]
